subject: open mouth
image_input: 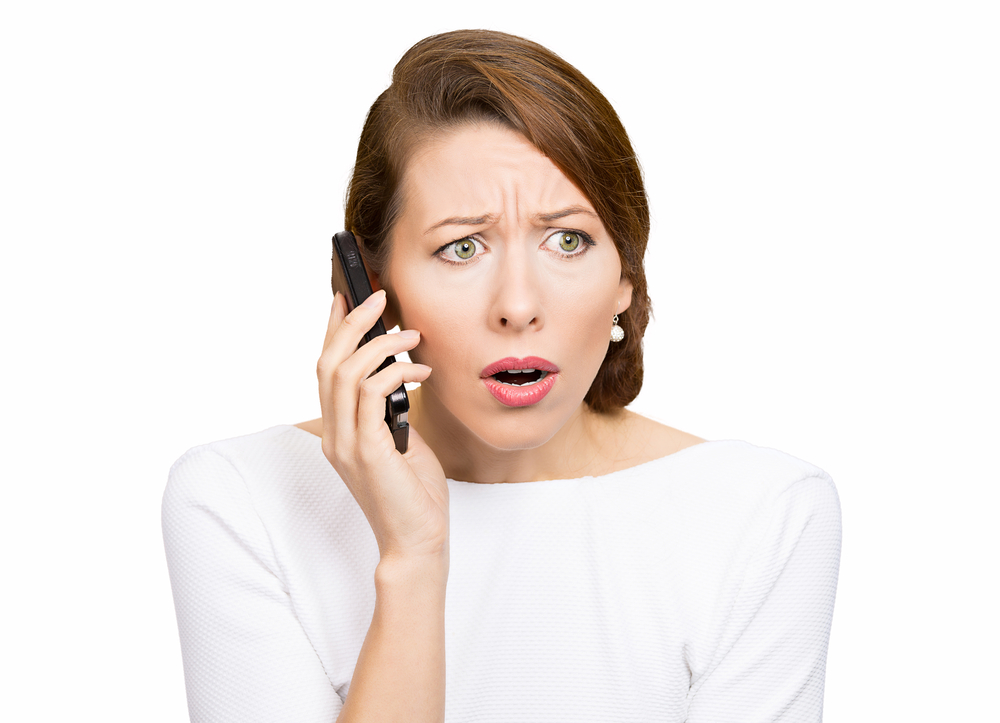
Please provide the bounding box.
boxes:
[491,369,548,386]
[481,357,559,407]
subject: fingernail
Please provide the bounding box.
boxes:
[361,289,385,309]
[398,329,419,340]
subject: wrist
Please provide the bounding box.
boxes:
[375,548,449,591]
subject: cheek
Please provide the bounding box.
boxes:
[558,273,622,382]
[409,326,472,369]
[553,262,620,328]
[393,288,473,370]
[555,294,614,364]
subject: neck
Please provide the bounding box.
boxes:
[406,385,629,484]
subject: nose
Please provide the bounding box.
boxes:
[490,245,544,333]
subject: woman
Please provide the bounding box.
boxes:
[163,30,841,722]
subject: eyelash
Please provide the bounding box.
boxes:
[434,229,596,266]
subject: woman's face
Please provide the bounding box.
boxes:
[381,123,632,451]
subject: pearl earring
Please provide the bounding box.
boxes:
[611,314,624,343]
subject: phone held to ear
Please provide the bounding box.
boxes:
[331,230,409,454]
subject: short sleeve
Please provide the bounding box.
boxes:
[162,447,343,723]
[687,474,842,722]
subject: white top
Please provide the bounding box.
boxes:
[162,425,841,722]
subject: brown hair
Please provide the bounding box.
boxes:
[345,29,650,413]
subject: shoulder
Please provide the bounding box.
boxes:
[166,426,298,500]
[634,437,840,600]
[619,412,831,493]
[602,413,837,508]
[163,425,367,553]
[592,432,839,636]
[653,438,841,564]
[163,425,346,523]
[161,428,309,589]
[685,438,834,489]
[168,424,313,474]
[610,421,839,540]
[661,437,836,510]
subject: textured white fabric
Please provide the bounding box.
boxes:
[163,425,841,722]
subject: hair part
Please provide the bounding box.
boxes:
[345,29,651,412]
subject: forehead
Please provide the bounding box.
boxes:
[397,123,593,227]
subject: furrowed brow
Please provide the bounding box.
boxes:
[534,206,599,223]
[424,214,499,235]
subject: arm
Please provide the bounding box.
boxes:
[162,448,341,722]
[164,293,447,722]
[337,554,447,723]
[163,441,448,723]
[319,290,449,723]
[687,475,842,722]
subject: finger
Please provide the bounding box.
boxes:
[331,328,421,391]
[317,289,387,382]
[318,293,351,448]
[336,288,387,350]
[320,327,420,418]
[356,361,432,445]
[325,330,422,451]
[322,292,349,351]
[317,290,387,435]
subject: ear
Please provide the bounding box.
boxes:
[616,276,633,315]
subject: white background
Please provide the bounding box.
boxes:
[2,1,997,720]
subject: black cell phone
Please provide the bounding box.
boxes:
[331,230,409,454]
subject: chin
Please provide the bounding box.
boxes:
[468,413,566,452]
[460,389,582,453]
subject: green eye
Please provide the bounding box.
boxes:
[454,239,476,259]
[558,232,581,252]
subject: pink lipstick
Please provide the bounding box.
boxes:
[481,356,559,407]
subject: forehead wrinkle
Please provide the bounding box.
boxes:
[512,182,521,233]
[405,124,596,239]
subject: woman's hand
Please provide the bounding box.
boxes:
[317,290,449,563]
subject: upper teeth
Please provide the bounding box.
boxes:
[506,368,535,374]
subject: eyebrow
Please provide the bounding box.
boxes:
[534,206,599,223]
[424,214,499,235]
[423,206,598,235]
